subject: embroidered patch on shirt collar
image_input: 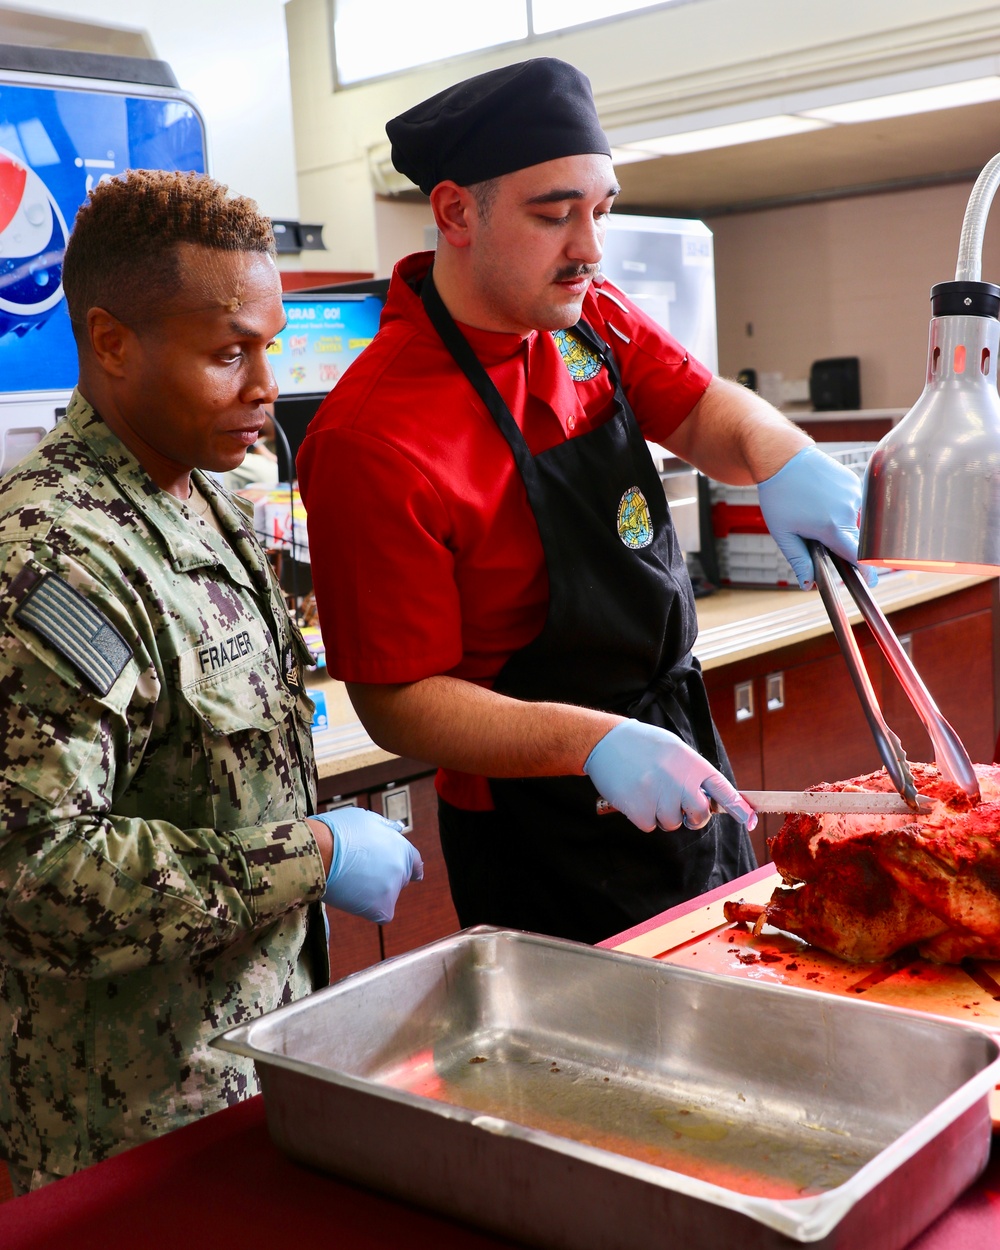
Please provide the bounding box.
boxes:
[553,328,603,381]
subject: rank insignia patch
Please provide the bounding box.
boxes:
[617,486,654,550]
[14,571,133,695]
[553,328,603,381]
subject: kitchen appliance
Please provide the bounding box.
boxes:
[216,926,1000,1250]
[598,214,718,563]
[809,357,860,411]
[859,150,1000,575]
[736,366,758,390]
[0,43,207,472]
[599,212,718,372]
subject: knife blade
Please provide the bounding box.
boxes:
[738,790,933,815]
[594,791,934,820]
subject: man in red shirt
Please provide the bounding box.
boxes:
[298,59,868,943]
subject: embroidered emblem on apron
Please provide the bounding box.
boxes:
[553,328,603,381]
[617,485,654,549]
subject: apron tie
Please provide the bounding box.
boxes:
[628,671,677,720]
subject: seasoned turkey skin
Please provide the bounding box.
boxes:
[724,763,1000,964]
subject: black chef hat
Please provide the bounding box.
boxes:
[386,58,611,195]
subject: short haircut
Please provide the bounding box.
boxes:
[469,177,500,223]
[62,168,276,341]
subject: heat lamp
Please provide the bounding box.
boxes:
[859,151,1000,575]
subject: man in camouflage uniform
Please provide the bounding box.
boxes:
[0,170,422,1192]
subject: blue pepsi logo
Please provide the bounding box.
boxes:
[0,148,69,339]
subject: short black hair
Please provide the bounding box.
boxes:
[469,178,500,222]
[62,168,276,341]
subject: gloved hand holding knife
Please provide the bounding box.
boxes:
[584,720,758,833]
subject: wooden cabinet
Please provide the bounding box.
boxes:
[317,763,459,982]
[372,774,460,960]
[324,906,384,984]
[879,591,996,766]
[705,633,885,862]
[703,582,996,863]
[795,416,895,443]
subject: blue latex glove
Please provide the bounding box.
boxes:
[757,445,878,591]
[583,720,757,834]
[313,806,423,923]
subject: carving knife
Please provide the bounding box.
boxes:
[595,791,933,818]
[737,790,933,816]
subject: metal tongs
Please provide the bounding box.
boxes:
[806,540,981,809]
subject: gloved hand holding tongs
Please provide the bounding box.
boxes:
[757,444,878,592]
[754,444,979,808]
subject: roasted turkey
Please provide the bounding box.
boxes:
[723,763,1000,964]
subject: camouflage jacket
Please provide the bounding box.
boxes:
[0,392,326,1182]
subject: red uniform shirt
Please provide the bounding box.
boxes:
[297,251,712,808]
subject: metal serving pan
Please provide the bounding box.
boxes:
[214,928,1000,1249]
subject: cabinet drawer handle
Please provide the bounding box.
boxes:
[379,784,413,832]
[735,680,754,722]
[766,672,785,711]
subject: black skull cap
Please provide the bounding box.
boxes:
[386,57,612,195]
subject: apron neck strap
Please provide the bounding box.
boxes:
[420,265,623,476]
[420,267,533,472]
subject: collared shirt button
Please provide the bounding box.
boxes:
[567,415,577,432]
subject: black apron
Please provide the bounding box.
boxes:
[422,273,755,944]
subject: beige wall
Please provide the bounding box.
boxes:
[373,199,434,275]
[709,179,1000,409]
[285,0,1000,272]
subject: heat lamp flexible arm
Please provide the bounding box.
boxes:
[956,151,1000,283]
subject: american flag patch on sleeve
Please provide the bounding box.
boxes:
[14,571,133,696]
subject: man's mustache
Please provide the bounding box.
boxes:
[554,265,600,282]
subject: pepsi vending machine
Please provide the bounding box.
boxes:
[0,44,207,471]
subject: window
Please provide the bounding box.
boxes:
[332,0,688,87]
[532,0,667,33]
[332,0,526,86]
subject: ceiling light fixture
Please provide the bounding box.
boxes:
[802,75,1000,125]
[620,114,829,157]
[609,145,661,165]
[607,59,1000,159]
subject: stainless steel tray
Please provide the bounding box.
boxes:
[215,927,1000,1249]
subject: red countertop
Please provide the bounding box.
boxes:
[1,1091,998,1250]
[0,1094,523,1250]
[3,868,1000,1249]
